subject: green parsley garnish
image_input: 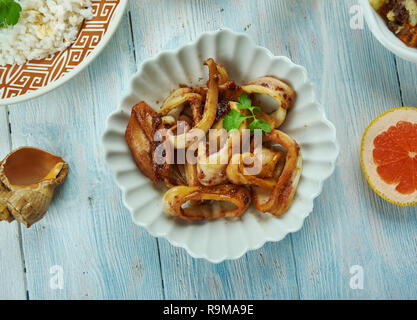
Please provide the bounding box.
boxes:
[223,93,271,134]
[0,0,22,28]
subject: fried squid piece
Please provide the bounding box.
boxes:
[197,102,248,186]
[125,102,158,182]
[192,64,229,96]
[192,80,243,104]
[185,163,200,187]
[252,130,302,216]
[167,58,220,149]
[242,76,295,128]
[163,185,251,221]
[226,148,284,190]
[216,64,229,85]
[197,129,241,186]
[158,88,203,127]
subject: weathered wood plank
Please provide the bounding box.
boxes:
[6,13,164,300]
[0,107,27,300]
[128,0,300,299]
[288,0,417,299]
[158,238,299,300]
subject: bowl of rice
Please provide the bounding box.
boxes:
[0,0,128,105]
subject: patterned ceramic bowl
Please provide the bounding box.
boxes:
[103,29,339,263]
[0,0,128,106]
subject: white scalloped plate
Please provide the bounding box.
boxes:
[103,29,339,263]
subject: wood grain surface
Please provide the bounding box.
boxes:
[0,0,416,300]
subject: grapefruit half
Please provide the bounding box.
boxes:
[361,107,417,206]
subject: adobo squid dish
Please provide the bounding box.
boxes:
[125,58,303,221]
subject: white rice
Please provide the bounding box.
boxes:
[0,0,93,66]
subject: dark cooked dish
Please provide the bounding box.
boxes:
[370,0,417,47]
[125,59,303,221]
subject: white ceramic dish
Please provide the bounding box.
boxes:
[360,0,417,63]
[103,29,339,263]
[0,0,128,105]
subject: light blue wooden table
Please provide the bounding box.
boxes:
[0,0,416,300]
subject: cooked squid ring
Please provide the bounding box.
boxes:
[226,148,284,190]
[159,88,203,117]
[185,163,199,187]
[192,80,243,102]
[252,129,302,216]
[166,58,220,149]
[247,136,286,179]
[163,164,188,188]
[242,76,295,128]
[166,117,192,137]
[125,102,158,182]
[192,64,229,97]
[217,64,229,85]
[226,154,249,186]
[190,101,203,126]
[197,129,241,186]
[197,102,248,186]
[163,185,251,221]
[211,101,242,130]
[132,101,159,141]
[257,147,283,178]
